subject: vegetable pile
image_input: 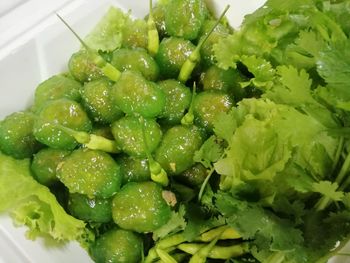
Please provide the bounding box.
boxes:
[1,0,350,262]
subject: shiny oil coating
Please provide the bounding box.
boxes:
[201,65,239,92]
[31,148,70,186]
[118,155,150,184]
[178,163,208,187]
[34,75,82,111]
[150,4,167,37]
[0,112,41,159]
[90,228,142,263]
[193,90,233,131]
[155,37,196,79]
[33,98,92,150]
[68,193,112,223]
[112,181,171,233]
[198,20,230,67]
[165,0,207,40]
[68,50,103,83]
[158,79,192,125]
[155,125,203,175]
[111,116,162,157]
[112,70,165,118]
[111,48,159,81]
[122,19,148,49]
[57,148,121,198]
[81,78,123,124]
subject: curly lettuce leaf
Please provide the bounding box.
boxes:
[214,114,291,186]
[84,7,130,51]
[215,98,339,192]
[0,152,91,244]
[239,55,275,89]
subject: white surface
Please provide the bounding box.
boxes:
[1,0,347,262]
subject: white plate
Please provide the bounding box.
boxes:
[0,0,347,262]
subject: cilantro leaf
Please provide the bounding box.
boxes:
[316,39,350,111]
[312,181,344,201]
[215,191,304,252]
[264,65,316,107]
[152,205,187,241]
[182,203,224,242]
[213,110,237,143]
[194,135,223,169]
[272,197,306,225]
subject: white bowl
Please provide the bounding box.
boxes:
[0,0,346,262]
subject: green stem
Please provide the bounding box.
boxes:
[335,149,350,185]
[178,242,249,260]
[188,229,224,263]
[198,225,241,242]
[331,137,344,176]
[145,247,176,263]
[145,226,225,263]
[56,13,121,82]
[30,111,119,153]
[144,233,185,263]
[49,122,119,153]
[139,116,169,186]
[154,253,188,263]
[264,251,285,263]
[198,166,215,201]
[147,0,159,56]
[315,150,350,211]
[340,173,350,191]
[83,134,119,153]
[156,248,177,263]
[178,5,230,83]
[181,82,197,126]
[157,233,188,249]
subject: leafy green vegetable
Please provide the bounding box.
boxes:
[312,181,344,201]
[215,192,304,252]
[214,98,339,192]
[84,7,129,52]
[207,0,350,261]
[152,205,186,240]
[0,152,92,244]
[264,65,316,106]
[193,135,223,169]
[316,39,350,111]
[239,55,275,89]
